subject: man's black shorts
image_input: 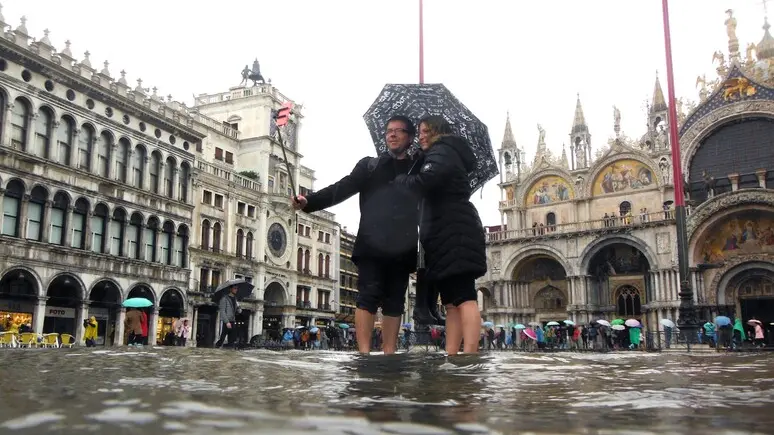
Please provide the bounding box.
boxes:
[356,259,411,317]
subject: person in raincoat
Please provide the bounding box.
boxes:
[628,326,641,350]
[83,316,98,347]
[732,318,746,349]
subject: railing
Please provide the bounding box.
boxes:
[317,303,332,311]
[199,284,215,294]
[188,112,240,140]
[299,166,315,179]
[311,210,336,222]
[196,160,261,192]
[194,84,293,108]
[486,210,675,243]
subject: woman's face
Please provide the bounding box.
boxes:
[418,123,434,150]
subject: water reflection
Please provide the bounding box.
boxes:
[0,348,772,434]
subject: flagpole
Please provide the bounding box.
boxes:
[661,0,697,343]
[419,0,425,83]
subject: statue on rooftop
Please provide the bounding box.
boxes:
[248,59,265,86]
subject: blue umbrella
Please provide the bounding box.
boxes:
[402,323,412,329]
[714,316,731,327]
[122,297,153,308]
[338,323,350,329]
[482,321,494,328]
[514,324,527,330]
[310,327,319,333]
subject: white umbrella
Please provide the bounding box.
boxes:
[528,321,541,327]
[596,320,611,327]
[625,319,641,328]
[660,319,675,328]
[563,320,575,326]
[611,324,626,331]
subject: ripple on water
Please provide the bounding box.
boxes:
[0,412,65,430]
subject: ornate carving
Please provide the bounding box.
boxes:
[680,100,774,172]
[706,253,774,305]
[490,251,502,273]
[656,232,671,254]
[722,77,757,101]
[566,238,577,258]
[686,189,774,241]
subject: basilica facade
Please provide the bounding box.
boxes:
[479,10,774,331]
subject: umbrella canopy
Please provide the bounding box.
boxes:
[523,329,537,340]
[528,321,541,327]
[748,319,762,325]
[611,319,625,326]
[714,316,731,327]
[339,323,350,329]
[514,324,527,330]
[211,279,254,303]
[495,324,505,328]
[660,319,676,328]
[122,297,153,308]
[595,320,611,327]
[563,320,575,326]
[310,327,319,333]
[546,321,560,326]
[625,319,641,328]
[363,83,498,192]
[482,321,494,328]
[611,324,626,331]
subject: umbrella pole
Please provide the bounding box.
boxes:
[419,0,424,83]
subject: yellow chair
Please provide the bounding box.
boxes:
[18,332,37,348]
[0,332,16,348]
[41,333,60,348]
[59,334,75,348]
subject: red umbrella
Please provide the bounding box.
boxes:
[523,329,537,340]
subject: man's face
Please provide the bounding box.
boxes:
[385,120,413,154]
[230,286,238,295]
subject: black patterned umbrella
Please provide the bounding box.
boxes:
[363,83,499,192]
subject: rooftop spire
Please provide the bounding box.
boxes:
[502,111,517,146]
[571,93,587,134]
[651,72,668,112]
[758,16,774,60]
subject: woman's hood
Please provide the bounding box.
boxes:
[436,135,476,172]
[89,316,97,323]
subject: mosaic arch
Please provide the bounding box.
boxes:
[503,246,573,278]
[579,234,658,275]
[264,281,287,307]
[513,255,567,282]
[525,175,573,206]
[592,159,656,196]
[693,209,774,264]
[715,261,774,306]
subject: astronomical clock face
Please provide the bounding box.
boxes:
[267,223,287,258]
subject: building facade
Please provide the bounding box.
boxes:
[0,11,341,346]
[337,229,358,324]
[479,10,774,330]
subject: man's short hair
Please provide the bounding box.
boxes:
[386,115,416,137]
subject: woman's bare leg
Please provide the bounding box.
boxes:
[445,305,462,355]
[458,301,481,354]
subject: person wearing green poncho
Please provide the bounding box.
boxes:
[733,318,746,349]
[629,327,641,350]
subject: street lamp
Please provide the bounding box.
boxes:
[661,0,699,344]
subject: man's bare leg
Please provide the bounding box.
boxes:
[381,315,401,355]
[355,308,375,354]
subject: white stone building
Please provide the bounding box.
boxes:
[0,11,340,346]
[479,11,774,332]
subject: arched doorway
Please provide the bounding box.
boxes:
[719,266,774,345]
[45,274,84,336]
[262,282,286,339]
[586,241,650,322]
[513,255,568,323]
[89,280,122,346]
[477,287,492,317]
[0,269,38,332]
[158,289,185,345]
[127,284,155,345]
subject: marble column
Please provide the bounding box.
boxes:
[41,200,52,243]
[191,306,199,347]
[75,302,89,345]
[148,308,159,345]
[115,307,126,346]
[33,297,47,333]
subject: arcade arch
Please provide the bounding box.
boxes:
[44,273,85,336]
[263,281,288,336]
[88,279,123,346]
[0,268,39,331]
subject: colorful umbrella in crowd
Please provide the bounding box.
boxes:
[122,297,153,308]
[611,325,626,331]
[596,319,611,327]
[546,321,560,326]
[564,320,575,326]
[338,324,350,329]
[625,319,641,328]
[523,329,537,340]
[660,319,676,328]
[611,319,625,326]
[714,316,731,327]
[514,324,527,330]
[211,278,254,303]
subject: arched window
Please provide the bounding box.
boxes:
[160,221,175,265]
[128,212,143,259]
[546,212,556,230]
[212,222,222,253]
[619,201,632,216]
[116,138,130,183]
[304,249,311,272]
[78,124,94,171]
[236,229,244,257]
[615,285,642,317]
[176,225,189,267]
[71,198,89,249]
[149,152,161,194]
[145,218,159,262]
[201,219,211,249]
[26,186,48,241]
[179,162,190,202]
[325,254,330,277]
[10,98,30,150]
[165,157,176,199]
[133,145,146,189]
[58,116,75,166]
[91,203,109,253]
[246,231,254,259]
[96,132,111,178]
[33,107,53,158]
[297,247,304,271]
[1,180,24,237]
[317,253,324,277]
[50,191,69,245]
[110,208,126,256]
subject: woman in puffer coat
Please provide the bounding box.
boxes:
[394,115,487,354]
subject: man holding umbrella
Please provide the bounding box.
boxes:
[291,115,422,355]
[214,281,251,348]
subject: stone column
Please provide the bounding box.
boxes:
[50,121,60,163]
[24,113,35,152]
[64,205,74,246]
[84,211,93,251]
[191,306,199,347]
[0,189,5,231]
[121,217,130,257]
[75,302,89,345]
[148,308,159,345]
[109,143,118,181]
[141,156,150,190]
[116,308,126,346]
[728,173,739,191]
[33,297,47,333]
[756,169,767,188]
[19,194,30,239]
[1,104,11,148]
[172,167,180,201]
[70,129,81,170]
[41,200,52,243]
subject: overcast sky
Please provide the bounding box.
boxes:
[5,0,768,232]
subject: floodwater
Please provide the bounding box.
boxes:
[0,348,772,435]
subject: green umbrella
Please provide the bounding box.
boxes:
[611,319,625,326]
[122,297,153,308]
[514,324,527,329]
